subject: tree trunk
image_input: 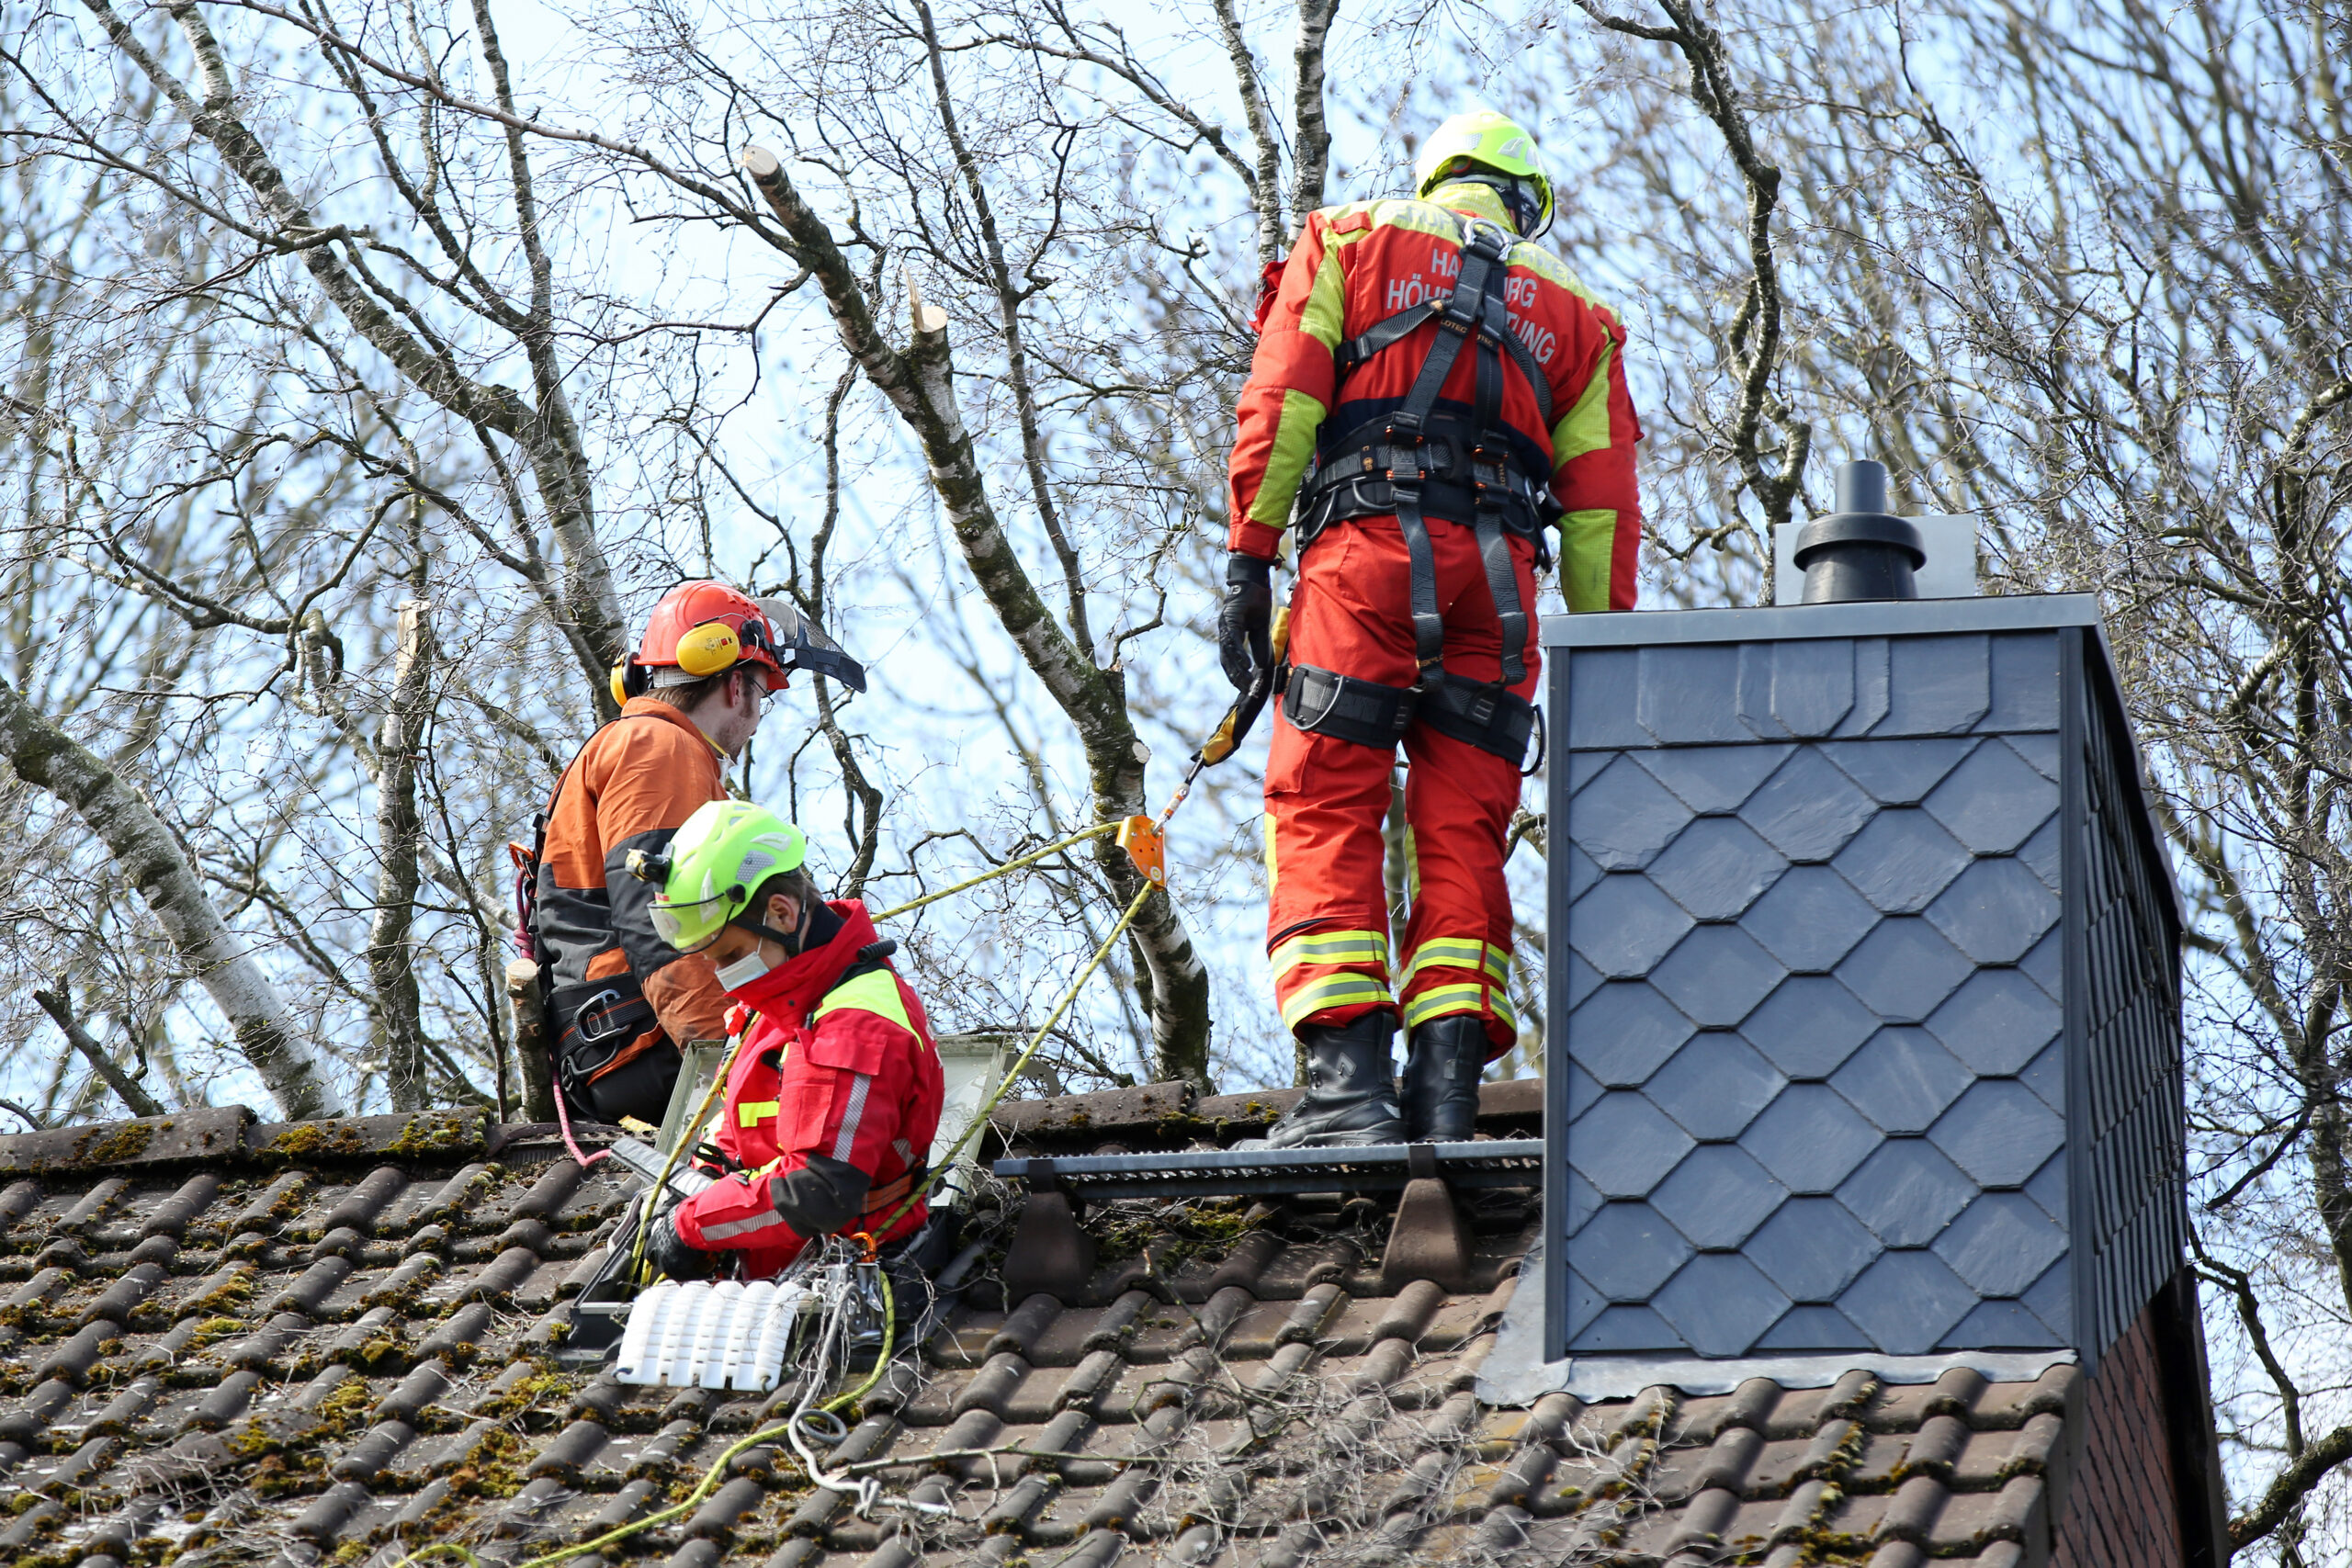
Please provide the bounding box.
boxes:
[368,599,435,1111]
[741,145,1215,1088]
[507,959,556,1122]
[0,677,339,1118]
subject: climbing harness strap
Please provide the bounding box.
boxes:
[1283,663,1415,749]
[1332,297,1555,430]
[1283,218,1544,763]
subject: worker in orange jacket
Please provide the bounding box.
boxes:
[526,581,865,1128]
[1222,109,1643,1147]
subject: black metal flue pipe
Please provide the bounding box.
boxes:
[1794,459,1926,603]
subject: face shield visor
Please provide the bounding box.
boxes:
[755,597,869,693]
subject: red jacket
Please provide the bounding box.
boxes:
[1227,182,1643,612]
[670,900,944,1276]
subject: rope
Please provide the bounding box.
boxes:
[870,878,1156,1237]
[548,1077,612,1171]
[871,819,1121,921]
[395,812,1172,1568]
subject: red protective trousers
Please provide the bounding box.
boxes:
[1264,515,1535,1058]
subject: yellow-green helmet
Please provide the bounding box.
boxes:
[632,799,808,953]
[1415,108,1554,237]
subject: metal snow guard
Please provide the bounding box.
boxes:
[993,1139,1544,1201]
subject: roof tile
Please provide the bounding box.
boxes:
[0,1097,2132,1566]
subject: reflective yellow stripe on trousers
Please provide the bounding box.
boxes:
[1281,973,1398,1031]
[1272,928,1393,976]
[1403,937,1509,985]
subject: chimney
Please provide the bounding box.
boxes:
[1541,595,2185,1375]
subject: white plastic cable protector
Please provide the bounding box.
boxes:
[613,1278,808,1391]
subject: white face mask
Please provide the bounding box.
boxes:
[715,950,772,990]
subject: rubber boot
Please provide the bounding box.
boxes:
[1403,1014,1488,1143]
[1237,1013,1405,1149]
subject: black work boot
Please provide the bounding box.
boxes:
[1403,1014,1488,1143]
[1238,1014,1405,1148]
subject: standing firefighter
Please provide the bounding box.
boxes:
[1222,109,1643,1145]
[526,581,865,1127]
[628,801,945,1280]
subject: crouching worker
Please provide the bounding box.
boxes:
[624,799,946,1283]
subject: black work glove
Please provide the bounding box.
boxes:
[1218,552,1275,692]
[643,1210,713,1281]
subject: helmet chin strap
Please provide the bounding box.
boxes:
[1449,170,1544,239]
[734,890,812,957]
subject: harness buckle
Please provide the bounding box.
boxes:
[1383,430,1427,491]
[573,987,630,1044]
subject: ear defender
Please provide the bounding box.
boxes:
[613,654,652,705]
[674,621,741,678]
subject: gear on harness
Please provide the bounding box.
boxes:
[1282,216,1544,768]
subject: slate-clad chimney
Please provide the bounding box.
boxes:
[1544,594,2185,1374]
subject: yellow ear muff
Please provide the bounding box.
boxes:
[610,663,629,706]
[674,621,741,677]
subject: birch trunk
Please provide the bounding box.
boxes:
[0,678,339,1118]
[368,599,435,1111]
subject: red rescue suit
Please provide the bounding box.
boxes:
[670,900,944,1276]
[1228,183,1644,1055]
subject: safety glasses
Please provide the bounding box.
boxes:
[650,893,735,953]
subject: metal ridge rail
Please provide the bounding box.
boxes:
[992,1139,1544,1200]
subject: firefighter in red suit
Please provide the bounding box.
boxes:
[1222,109,1644,1147]
[628,800,944,1280]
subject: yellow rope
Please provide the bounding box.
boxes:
[870,820,1120,921]
[872,878,1156,1236]
[384,819,1168,1568]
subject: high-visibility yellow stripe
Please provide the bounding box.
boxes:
[1272,928,1392,976]
[1552,337,1616,467]
[815,967,913,1031]
[1404,982,1491,1029]
[1406,939,1509,984]
[1281,975,1396,1031]
[1559,507,1620,615]
[1369,197,1469,243]
[1298,243,1349,349]
[736,1100,780,1129]
[1251,388,1330,526]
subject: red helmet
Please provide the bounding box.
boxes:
[612,581,868,705]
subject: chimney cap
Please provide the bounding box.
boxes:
[1794,460,1925,603]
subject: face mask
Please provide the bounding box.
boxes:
[714,950,771,990]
